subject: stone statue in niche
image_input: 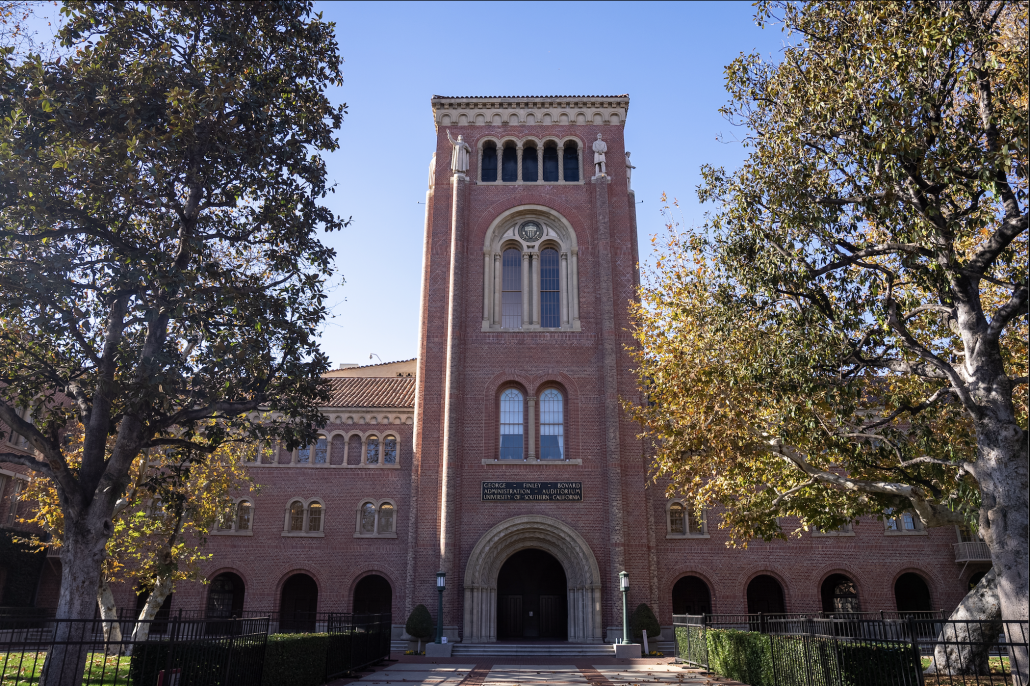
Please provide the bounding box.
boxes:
[446,130,471,175]
[592,134,608,176]
[428,152,436,189]
[625,151,636,190]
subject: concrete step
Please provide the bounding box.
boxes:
[452,644,615,657]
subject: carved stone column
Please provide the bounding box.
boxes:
[560,252,570,327]
[482,252,490,327]
[558,144,565,182]
[527,395,536,461]
[571,250,580,326]
[520,250,529,329]
[493,253,502,327]
[516,144,523,183]
[529,251,540,327]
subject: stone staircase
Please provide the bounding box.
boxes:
[390,640,677,657]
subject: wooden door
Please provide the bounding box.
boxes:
[538,595,562,638]
[498,595,523,638]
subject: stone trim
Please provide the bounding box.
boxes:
[432,96,629,130]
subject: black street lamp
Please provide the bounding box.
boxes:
[435,572,446,644]
[619,571,630,644]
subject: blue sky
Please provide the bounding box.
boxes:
[22,1,790,368]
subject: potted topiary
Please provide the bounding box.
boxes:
[630,603,661,655]
[405,604,434,654]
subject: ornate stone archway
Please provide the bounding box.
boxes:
[463,515,603,643]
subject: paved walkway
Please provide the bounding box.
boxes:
[327,654,745,686]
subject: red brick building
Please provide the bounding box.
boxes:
[1,95,989,643]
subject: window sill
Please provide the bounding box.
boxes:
[812,532,855,537]
[482,459,582,465]
[481,323,582,333]
[353,532,398,539]
[247,463,401,469]
[885,530,927,536]
[477,180,586,187]
[666,533,710,540]
[213,530,253,537]
[281,531,325,538]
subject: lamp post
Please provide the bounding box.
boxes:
[435,572,446,644]
[619,571,630,644]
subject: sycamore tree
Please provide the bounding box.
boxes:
[0,3,345,682]
[22,430,255,648]
[629,0,1027,645]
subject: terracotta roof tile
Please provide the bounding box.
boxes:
[324,377,415,409]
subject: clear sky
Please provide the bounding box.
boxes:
[20,1,790,369]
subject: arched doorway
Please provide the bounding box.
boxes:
[672,576,712,615]
[894,573,932,613]
[496,549,568,640]
[463,515,603,643]
[353,574,392,615]
[746,575,785,614]
[280,573,318,633]
[207,572,245,618]
[821,574,860,613]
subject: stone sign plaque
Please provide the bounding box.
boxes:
[481,481,582,502]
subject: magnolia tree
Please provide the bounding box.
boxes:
[628,0,1027,663]
[0,3,345,683]
[22,433,255,649]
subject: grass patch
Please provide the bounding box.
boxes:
[1,651,133,685]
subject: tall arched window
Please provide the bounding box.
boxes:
[563,142,579,181]
[297,443,310,464]
[669,503,686,534]
[383,435,397,464]
[236,501,252,531]
[499,389,525,460]
[542,145,559,182]
[501,145,518,182]
[822,574,860,613]
[313,436,327,464]
[539,388,564,460]
[360,502,376,534]
[502,249,523,329]
[307,502,322,532]
[522,146,538,182]
[482,143,498,182]
[347,435,362,465]
[289,502,304,531]
[366,436,379,464]
[540,249,560,328]
[378,503,395,533]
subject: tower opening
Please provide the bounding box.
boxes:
[496,548,567,640]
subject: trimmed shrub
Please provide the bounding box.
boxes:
[706,628,774,686]
[630,603,661,645]
[405,604,434,650]
[260,633,329,686]
[674,625,708,667]
[130,639,265,686]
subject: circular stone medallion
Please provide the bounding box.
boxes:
[518,221,543,242]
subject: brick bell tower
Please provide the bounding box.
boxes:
[409,96,653,644]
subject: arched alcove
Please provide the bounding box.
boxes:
[463,515,602,643]
[672,576,712,615]
[353,574,392,615]
[207,572,245,618]
[746,575,786,614]
[280,573,318,633]
[894,572,932,613]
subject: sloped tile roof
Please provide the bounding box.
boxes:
[324,377,415,409]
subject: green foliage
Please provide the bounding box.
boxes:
[405,604,434,640]
[260,633,329,686]
[674,626,708,667]
[130,639,266,686]
[706,629,774,686]
[630,603,661,644]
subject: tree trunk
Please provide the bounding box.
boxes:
[40,528,107,686]
[124,576,173,657]
[975,410,1029,686]
[925,569,1001,676]
[96,578,122,653]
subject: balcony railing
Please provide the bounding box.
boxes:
[954,540,991,563]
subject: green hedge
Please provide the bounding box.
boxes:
[260,633,330,686]
[706,629,775,686]
[674,625,708,667]
[130,638,266,686]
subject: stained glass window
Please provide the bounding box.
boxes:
[502,249,522,329]
[539,388,564,460]
[499,389,524,460]
[540,249,560,328]
[383,436,397,464]
[482,144,497,182]
[366,436,379,464]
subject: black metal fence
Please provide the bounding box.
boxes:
[0,614,268,686]
[674,613,1029,686]
[325,613,392,680]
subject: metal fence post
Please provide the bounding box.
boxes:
[907,615,925,686]
[803,617,814,686]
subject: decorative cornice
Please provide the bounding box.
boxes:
[431,95,630,130]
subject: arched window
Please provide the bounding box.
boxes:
[383,435,397,464]
[501,145,518,182]
[307,502,322,532]
[313,436,327,464]
[542,144,559,182]
[540,249,560,328]
[894,573,932,613]
[669,503,686,535]
[885,508,924,533]
[236,501,252,531]
[563,142,579,181]
[482,143,498,182]
[360,502,376,534]
[821,574,860,613]
[502,249,523,329]
[378,503,395,533]
[289,501,304,532]
[539,388,564,460]
[747,575,786,614]
[522,145,538,182]
[297,442,310,464]
[672,576,712,615]
[207,572,245,620]
[347,435,362,465]
[499,389,525,460]
[366,436,379,464]
[218,501,234,530]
